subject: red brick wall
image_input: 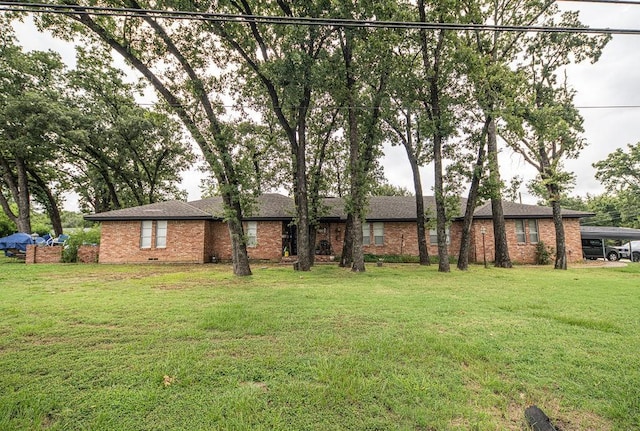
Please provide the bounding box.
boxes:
[78,245,100,263]
[96,216,585,265]
[207,220,284,261]
[99,220,207,264]
[471,218,584,265]
[25,245,62,264]
[208,221,230,261]
[322,218,583,264]
[563,218,583,263]
[249,221,284,260]
[323,221,460,257]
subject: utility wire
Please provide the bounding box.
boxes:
[558,0,640,5]
[2,1,640,35]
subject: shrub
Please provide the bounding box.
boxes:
[534,241,553,265]
[364,254,419,263]
[363,254,457,264]
[61,227,101,263]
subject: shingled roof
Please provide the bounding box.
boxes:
[85,193,298,222]
[471,201,592,219]
[85,193,592,222]
[321,196,469,221]
[84,200,213,221]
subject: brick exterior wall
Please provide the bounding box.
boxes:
[208,220,284,261]
[95,216,585,265]
[25,245,62,264]
[250,221,285,260]
[78,245,100,263]
[471,218,584,265]
[322,221,462,258]
[207,221,228,262]
[99,220,208,264]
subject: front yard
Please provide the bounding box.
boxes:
[0,259,638,430]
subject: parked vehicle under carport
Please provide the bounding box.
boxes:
[580,226,640,262]
[612,240,640,262]
[581,238,621,261]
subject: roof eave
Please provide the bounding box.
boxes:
[83,215,219,222]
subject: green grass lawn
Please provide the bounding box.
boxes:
[1,258,638,430]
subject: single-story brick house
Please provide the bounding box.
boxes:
[84,193,591,264]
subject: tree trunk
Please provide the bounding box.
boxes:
[351,212,365,272]
[341,29,366,273]
[547,184,568,270]
[434,132,450,272]
[406,150,430,265]
[340,214,354,268]
[223,193,252,276]
[30,171,64,236]
[457,136,487,270]
[294,145,312,272]
[348,117,366,273]
[14,158,32,234]
[419,3,447,271]
[487,117,512,268]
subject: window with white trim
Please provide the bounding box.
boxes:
[156,220,168,248]
[246,221,257,247]
[140,220,152,249]
[362,222,371,246]
[373,222,384,246]
[515,220,526,243]
[528,219,539,243]
[429,228,451,245]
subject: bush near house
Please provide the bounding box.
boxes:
[61,227,101,263]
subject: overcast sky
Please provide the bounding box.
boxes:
[10,1,640,210]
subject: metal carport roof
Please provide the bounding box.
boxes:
[580,225,640,241]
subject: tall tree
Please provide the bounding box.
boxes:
[29,0,257,275]
[593,143,640,228]
[209,0,336,271]
[458,0,573,268]
[64,48,195,212]
[383,14,431,266]
[331,1,396,272]
[502,10,608,269]
[0,33,68,234]
[416,0,460,272]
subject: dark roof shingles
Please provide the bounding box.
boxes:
[85,193,592,221]
[85,200,212,221]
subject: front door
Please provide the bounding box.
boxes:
[282,222,297,256]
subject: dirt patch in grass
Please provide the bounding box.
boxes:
[152,283,193,290]
[240,381,269,393]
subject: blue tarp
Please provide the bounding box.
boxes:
[0,232,34,254]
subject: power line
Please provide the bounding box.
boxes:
[576,105,640,109]
[558,0,640,5]
[2,1,640,35]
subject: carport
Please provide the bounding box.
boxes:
[580,226,640,261]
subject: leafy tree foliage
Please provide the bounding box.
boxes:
[593,144,640,228]
[65,48,195,213]
[28,1,256,275]
[594,143,640,195]
[501,10,608,269]
[4,0,611,273]
[370,182,412,197]
[0,201,17,237]
[0,29,68,234]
